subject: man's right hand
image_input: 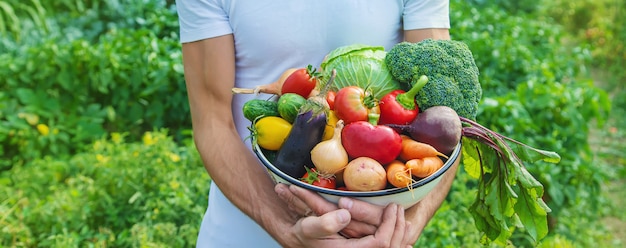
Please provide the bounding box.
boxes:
[275,183,380,237]
[286,201,409,248]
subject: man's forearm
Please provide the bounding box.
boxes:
[182,36,299,246]
[192,119,300,245]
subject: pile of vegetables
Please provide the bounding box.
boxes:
[235,41,561,245]
[242,70,454,192]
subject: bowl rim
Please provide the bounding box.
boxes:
[253,141,462,197]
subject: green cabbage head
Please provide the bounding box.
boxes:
[320,44,402,99]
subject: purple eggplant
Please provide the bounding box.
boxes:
[274,108,327,178]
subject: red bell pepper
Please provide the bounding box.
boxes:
[378,75,429,125]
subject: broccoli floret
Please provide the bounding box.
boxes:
[385,39,482,120]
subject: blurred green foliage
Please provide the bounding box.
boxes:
[0,130,209,247]
[0,0,188,170]
[0,0,622,247]
[543,0,626,84]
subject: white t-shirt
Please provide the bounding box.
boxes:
[175,1,450,247]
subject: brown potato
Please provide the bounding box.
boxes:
[343,157,387,191]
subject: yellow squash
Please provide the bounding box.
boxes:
[253,116,292,150]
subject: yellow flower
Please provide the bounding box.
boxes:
[18,112,39,126]
[169,180,180,190]
[36,124,50,136]
[168,153,181,163]
[96,154,109,163]
[96,154,105,162]
[111,132,122,144]
[142,132,156,145]
[93,140,104,151]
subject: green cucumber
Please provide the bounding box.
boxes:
[277,93,307,123]
[242,99,280,121]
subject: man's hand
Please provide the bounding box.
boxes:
[276,183,417,247]
[275,184,378,237]
[287,200,410,248]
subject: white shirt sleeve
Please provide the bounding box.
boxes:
[175,0,233,43]
[403,0,450,30]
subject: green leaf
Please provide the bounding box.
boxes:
[470,198,503,243]
[501,135,562,164]
[483,163,519,243]
[514,163,546,195]
[461,138,495,178]
[461,139,482,179]
[513,185,550,243]
[490,177,518,217]
[15,88,36,105]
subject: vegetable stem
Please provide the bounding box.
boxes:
[368,112,380,125]
[396,75,428,110]
[231,87,256,94]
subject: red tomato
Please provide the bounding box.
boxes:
[301,168,337,189]
[341,121,403,165]
[333,86,379,124]
[312,177,336,189]
[281,65,319,98]
[325,90,336,110]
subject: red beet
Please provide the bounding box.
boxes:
[387,106,462,155]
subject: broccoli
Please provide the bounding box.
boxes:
[385,39,482,120]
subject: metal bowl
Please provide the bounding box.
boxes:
[253,142,461,209]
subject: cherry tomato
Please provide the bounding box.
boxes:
[325,90,336,110]
[333,86,379,124]
[281,65,320,98]
[301,168,337,189]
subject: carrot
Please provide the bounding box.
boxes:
[385,160,415,189]
[399,135,448,161]
[231,68,298,95]
[405,157,444,178]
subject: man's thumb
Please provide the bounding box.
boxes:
[301,209,351,238]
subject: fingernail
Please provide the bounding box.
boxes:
[338,197,353,210]
[337,210,350,223]
[275,185,285,196]
[288,184,299,192]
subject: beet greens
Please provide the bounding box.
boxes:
[459,116,560,245]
